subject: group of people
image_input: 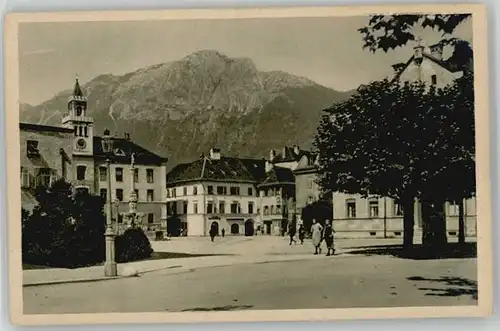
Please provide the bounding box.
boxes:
[288,219,336,256]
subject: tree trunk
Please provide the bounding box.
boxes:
[458,199,465,246]
[421,197,447,251]
[402,197,414,249]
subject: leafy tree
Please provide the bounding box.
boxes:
[315,79,431,248]
[301,199,333,231]
[418,72,475,247]
[70,190,106,266]
[315,72,475,250]
[358,14,471,53]
[22,179,75,266]
[354,14,475,249]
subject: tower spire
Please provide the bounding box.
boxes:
[73,74,83,97]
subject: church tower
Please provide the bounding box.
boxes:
[62,77,94,156]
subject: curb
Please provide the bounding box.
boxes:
[23,275,132,287]
[23,252,360,287]
[23,265,184,288]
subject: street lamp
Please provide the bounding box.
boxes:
[113,198,120,235]
[103,130,117,277]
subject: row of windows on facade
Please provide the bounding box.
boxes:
[166,185,287,198]
[167,185,254,198]
[100,188,155,202]
[20,167,58,188]
[345,199,463,219]
[75,166,155,183]
[170,201,256,215]
[344,199,402,219]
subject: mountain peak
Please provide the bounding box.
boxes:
[20,51,352,170]
[183,49,230,62]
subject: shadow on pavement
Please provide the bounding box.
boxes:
[345,243,476,260]
[407,276,478,300]
[181,305,253,312]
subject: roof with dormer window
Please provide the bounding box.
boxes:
[93,136,167,165]
[166,156,266,186]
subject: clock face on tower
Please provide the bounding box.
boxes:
[76,138,87,150]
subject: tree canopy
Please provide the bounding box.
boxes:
[358,14,471,53]
[22,179,107,267]
[314,72,475,247]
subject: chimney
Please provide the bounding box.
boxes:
[429,43,443,61]
[282,147,287,159]
[124,132,130,140]
[413,38,424,62]
[269,149,276,161]
[293,144,300,155]
[265,160,273,173]
[209,148,221,160]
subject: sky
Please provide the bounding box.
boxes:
[18,16,473,105]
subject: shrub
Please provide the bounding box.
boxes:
[115,228,153,263]
[22,179,106,268]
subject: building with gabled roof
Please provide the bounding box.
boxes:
[391,39,472,88]
[165,148,264,236]
[257,165,295,235]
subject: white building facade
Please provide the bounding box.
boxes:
[165,149,264,236]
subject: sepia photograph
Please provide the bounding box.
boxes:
[3,4,492,325]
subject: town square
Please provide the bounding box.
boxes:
[23,236,477,314]
[13,10,479,316]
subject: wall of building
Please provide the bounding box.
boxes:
[294,170,320,222]
[97,161,166,231]
[398,56,463,88]
[332,192,477,239]
[20,127,74,211]
[166,181,260,236]
[72,156,96,194]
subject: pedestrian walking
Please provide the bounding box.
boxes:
[298,224,305,244]
[310,219,323,255]
[323,219,335,256]
[289,223,297,245]
[209,225,217,242]
[221,228,225,238]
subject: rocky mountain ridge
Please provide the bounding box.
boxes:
[20,50,353,169]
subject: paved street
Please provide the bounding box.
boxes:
[23,236,477,314]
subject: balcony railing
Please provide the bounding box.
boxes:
[61,113,94,124]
